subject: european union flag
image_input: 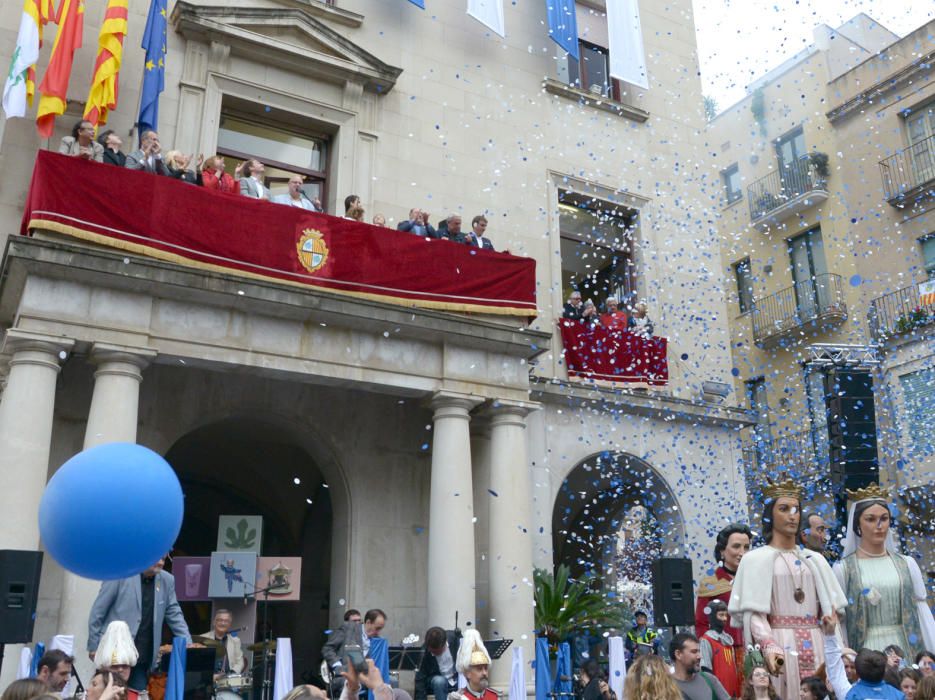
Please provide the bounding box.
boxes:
[546,0,579,60]
[138,0,167,134]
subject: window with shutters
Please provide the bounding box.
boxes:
[921,234,935,280]
[899,368,935,458]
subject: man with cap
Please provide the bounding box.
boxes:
[450,629,497,700]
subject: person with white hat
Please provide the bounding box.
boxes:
[450,630,498,700]
[94,622,140,700]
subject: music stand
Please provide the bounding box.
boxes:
[483,639,512,660]
[388,647,424,671]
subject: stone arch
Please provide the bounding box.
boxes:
[551,451,686,584]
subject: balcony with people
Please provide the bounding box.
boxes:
[750,272,847,348]
[746,152,830,225]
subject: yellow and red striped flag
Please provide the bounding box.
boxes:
[36,0,86,138]
[1,0,52,118]
[84,0,128,127]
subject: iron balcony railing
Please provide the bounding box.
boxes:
[868,282,935,339]
[751,273,847,347]
[747,157,826,221]
[879,133,935,203]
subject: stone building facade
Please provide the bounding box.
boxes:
[0,0,750,690]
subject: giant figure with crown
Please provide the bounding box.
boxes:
[832,483,935,657]
[728,476,848,700]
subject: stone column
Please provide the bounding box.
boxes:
[59,343,157,683]
[0,330,74,549]
[427,391,482,629]
[0,330,73,691]
[470,416,492,638]
[486,401,537,689]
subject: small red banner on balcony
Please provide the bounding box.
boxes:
[21,152,537,317]
[559,321,668,385]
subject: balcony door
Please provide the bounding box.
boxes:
[746,377,772,467]
[788,228,827,319]
[776,127,807,195]
[906,105,935,188]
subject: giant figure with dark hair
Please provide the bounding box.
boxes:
[728,477,847,700]
[832,484,935,657]
[695,522,751,654]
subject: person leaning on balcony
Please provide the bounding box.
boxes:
[397,209,438,238]
[201,156,238,194]
[562,291,584,321]
[600,296,629,331]
[581,299,601,328]
[60,120,104,162]
[464,215,495,250]
[164,151,202,185]
[344,194,365,222]
[98,130,126,167]
[239,160,270,199]
[273,174,322,211]
[627,301,654,338]
[125,130,169,175]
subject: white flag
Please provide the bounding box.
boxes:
[2,0,43,119]
[467,0,505,37]
[607,0,648,89]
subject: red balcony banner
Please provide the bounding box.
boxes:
[21,152,537,317]
[559,321,668,384]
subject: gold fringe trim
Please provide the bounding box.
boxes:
[29,219,538,318]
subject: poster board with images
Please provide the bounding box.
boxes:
[217,515,263,553]
[208,552,258,599]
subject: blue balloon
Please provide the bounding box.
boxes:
[39,443,184,580]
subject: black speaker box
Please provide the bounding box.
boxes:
[651,557,694,627]
[0,550,43,644]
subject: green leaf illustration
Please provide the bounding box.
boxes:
[224,519,258,548]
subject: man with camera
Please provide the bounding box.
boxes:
[322,609,387,695]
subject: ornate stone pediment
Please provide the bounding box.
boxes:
[171,3,402,93]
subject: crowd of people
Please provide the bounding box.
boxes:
[561,292,654,337]
[57,122,497,251]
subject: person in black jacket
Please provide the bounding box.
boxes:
[415,627,461,700]
[98,130,126,167]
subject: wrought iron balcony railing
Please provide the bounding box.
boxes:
[747,157,828,222]
[741,428,823,475]
[751,273,847,348]
[868,282,935,340]
[879,133,935,205]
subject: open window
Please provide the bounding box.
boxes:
[558,191,638,311]
[217,96,331,204]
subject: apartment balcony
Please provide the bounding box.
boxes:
[868,282,935,341]
[751,273,847,349]
[879,133,935,207]
[747,157,829,226]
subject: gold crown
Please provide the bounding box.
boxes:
[846,483,889,502]
[763,474,802,501]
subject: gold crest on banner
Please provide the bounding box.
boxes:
[296,229,329,273]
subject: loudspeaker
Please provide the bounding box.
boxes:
[824,369,879,483]
[651,557,694,627]
[0,550,43,644]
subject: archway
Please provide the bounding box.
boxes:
[164,416,336,683]
[551,452,685,610]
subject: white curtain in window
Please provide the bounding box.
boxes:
[606,0,648,88]
[467,0,504,37]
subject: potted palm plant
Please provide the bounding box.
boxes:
[808,152,830,188]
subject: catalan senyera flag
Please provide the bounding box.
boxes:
[84,0,128,127]
[2,0,52,119]
[36,0,86,138]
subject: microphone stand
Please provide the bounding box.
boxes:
[243,582,287,700]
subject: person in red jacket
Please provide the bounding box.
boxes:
[695,523,751,654]
[201,155,238,194]
[699,600,743,698]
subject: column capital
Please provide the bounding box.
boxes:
[2,329,75,356]
[482,399,540,425]
[429,390,484,415]
[90,343,158,370]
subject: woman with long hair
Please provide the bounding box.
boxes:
[622,655,681,700]
[740,665,778,700]
[900,668,923,700]
[0,679,48,700]
[916,675,935,700]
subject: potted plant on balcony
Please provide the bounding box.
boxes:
[894,306,932,334]
[808,152,830,188]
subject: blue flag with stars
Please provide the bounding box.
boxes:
[138,0,167,134]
